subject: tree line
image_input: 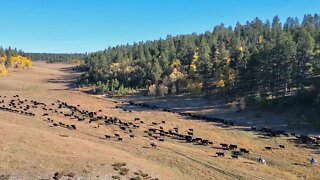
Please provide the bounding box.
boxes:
[77,14,320,102]
[26,53,86,63]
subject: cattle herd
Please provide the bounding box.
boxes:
[0,94,319,165]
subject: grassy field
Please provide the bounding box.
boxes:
[0,61,319,179]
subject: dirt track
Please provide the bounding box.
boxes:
[0,61,319,179]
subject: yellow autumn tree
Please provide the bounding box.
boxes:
[258,35,263,44]
[0,64,8,76]
[21,56,32,68]
[190,51,198,76]
[169,68,185,82]
[225,57,231,65]
[0,55,6,63]
[9,55,32,68]
[216,79,225,88]
[10,56,22,67]
[171,58,181,67]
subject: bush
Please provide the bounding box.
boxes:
[0,64,8,76]
[254,92,263,103]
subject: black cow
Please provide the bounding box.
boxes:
[216,152,225,157]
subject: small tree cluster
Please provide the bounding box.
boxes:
[148,83,169,97]
[0,47,32,77]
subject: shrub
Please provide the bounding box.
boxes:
[0,64,8,76]
[254,92,263,103]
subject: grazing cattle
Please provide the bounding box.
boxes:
[118,137,123,141]
[129,134,135,138]
[220,143,229,149]
[185,136,193,142]
[229,144,238,150]
[279,145,285,149]
[43,113,49,116]
[265,147,272,150]
[148,128,156,133]
[239,148,249,154]
[216,152,225,157]
[150,142,157,148]
[161,121,165,124]
[188,131,193,135]
[159,138,164,142]
[201,139,209,145]
[194,137,202,142]
[159,132,165,136]
[231,155,238,159]
[70,125,76,130]
[177,134,185,139]
[114,133,120,137]
[232,151,242,156]
[105,135,111,139]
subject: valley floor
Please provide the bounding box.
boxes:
[0,61,319,179]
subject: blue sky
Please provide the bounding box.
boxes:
[0,0,319,53]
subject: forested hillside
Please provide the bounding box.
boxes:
[27,53,86,63]
[77,14,320,102]
[0,47,32,76]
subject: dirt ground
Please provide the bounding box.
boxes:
[0,61,319,180]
